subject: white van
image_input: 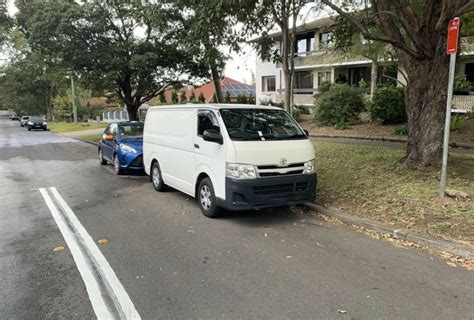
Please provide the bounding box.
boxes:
[143,104,317,218]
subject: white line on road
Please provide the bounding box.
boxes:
[39,187,141,320]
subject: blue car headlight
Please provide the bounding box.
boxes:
[120,143,137,154]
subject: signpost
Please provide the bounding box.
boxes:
[440,17,460,197]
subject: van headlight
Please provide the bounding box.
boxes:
[226,163,257,180]
[28,121,33,125]
[120,143,137,154]
[303,159,315,174]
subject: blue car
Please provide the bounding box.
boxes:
[98,121,144,175]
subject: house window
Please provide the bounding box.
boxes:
[294,71,313,94]
[318,71,332,86]
[295,32,315,56]
[262,76,276,92]
[319,32,333,49]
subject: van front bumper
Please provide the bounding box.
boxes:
[219,173,317,210]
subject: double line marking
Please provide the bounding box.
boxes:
[39,187,141,320]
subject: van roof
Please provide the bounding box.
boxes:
[148,103,283,111]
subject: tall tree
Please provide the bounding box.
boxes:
[321,0,474,168]
[0,0,12,44]
[170,0,241,103]
[236,0,312,114]
[16,0,208,120]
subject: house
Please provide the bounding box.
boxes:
[152,77,256,104]
[256,16,474,110]
[86,97,120,109]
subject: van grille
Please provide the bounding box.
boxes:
[259,169,303,177]
[257,163,304,170]
[253,182,309,195]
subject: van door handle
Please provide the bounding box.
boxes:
[194,144,200,149]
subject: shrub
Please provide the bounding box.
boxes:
[450,114,466,131]
[190,91,196,102]
[314,84,365,126]
[198,92,205,103]
[369,86,406,124]
[225,91,231,103]
[171,91,179,104]
[394,124,408,135]
[294,105,310,114]
[180,93,187,104]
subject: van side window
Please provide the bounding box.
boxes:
[197,111,219,136]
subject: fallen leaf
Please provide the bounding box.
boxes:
[446,262,457,268]
[98,239,108,245]
[53,246,65,252]
[264,233,268,237]
[286,255,293,259]
[337,310,347,314]
[30,188,38,192]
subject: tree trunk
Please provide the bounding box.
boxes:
[126,103,139,121]
[401,52,449,168]
[281,20,292,113]
[370,60,377,101]
[210,59,224,103]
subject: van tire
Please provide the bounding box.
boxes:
[151,161,166,191]
[198,178,220,218]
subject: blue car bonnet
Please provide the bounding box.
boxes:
[120,138,143,151]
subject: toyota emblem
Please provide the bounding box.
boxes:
[279,158,288,166]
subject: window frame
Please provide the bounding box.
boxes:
[262,76,276,92]
[197,109,220,137]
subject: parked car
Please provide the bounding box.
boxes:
[11,114,20,121]
[98,121,144,175]
[27,116,48,131]
[143,104,317,218]
[20,116,30,127]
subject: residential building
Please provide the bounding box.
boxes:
[256,16,474,109]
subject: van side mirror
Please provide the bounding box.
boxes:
[203,129,223,145]
[303,129,309,136]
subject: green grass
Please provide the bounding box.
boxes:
[77,133,102,144]
[313,140,474,243]
[49,122,106,133]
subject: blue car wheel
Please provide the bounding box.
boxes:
[113,154,123,175]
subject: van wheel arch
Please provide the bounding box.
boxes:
[195,173,210,198]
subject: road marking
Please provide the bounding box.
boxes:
[39,187,141,320]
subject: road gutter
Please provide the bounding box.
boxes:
[304,202,474,260]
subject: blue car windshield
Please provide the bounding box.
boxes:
[118,125,144,139]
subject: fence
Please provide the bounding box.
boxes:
[102,110,129,123]
[452,95,474,113]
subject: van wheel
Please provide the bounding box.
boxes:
[151,161,166,191]
[198,178,220,218]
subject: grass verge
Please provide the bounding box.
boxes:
[49,122,106,133]
[313,139,473,244]
[77,133,101,144]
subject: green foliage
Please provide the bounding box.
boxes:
[248,94,256,104]
[369,86,406,124]
[198,92,206,103]
[224,91,231,103]
[314,84,365,126]
[334,122,351,130]
[450,114,466,131]
[211,93,217,103]
[454,75,471,90]
[180,93,187,104]
[159,92,166,104]
[190,91,196,102]
[394,124,409,136]
[171,91,179,104]
[16,1,209,119]
[237,95,249,104]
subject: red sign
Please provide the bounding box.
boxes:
[447,18,460,55]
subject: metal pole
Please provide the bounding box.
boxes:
[439,53,457,197]
[71,76,77,123]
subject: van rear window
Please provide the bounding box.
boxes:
[219,109,306,141]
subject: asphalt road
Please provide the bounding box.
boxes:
[0,111,472,320]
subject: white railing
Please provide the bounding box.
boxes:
[102,110,129,123]
[452,95,474,113]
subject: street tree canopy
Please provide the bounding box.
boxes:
[16,0,209,120]
[321,0,474,168]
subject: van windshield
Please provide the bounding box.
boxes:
[220,108,306,141]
